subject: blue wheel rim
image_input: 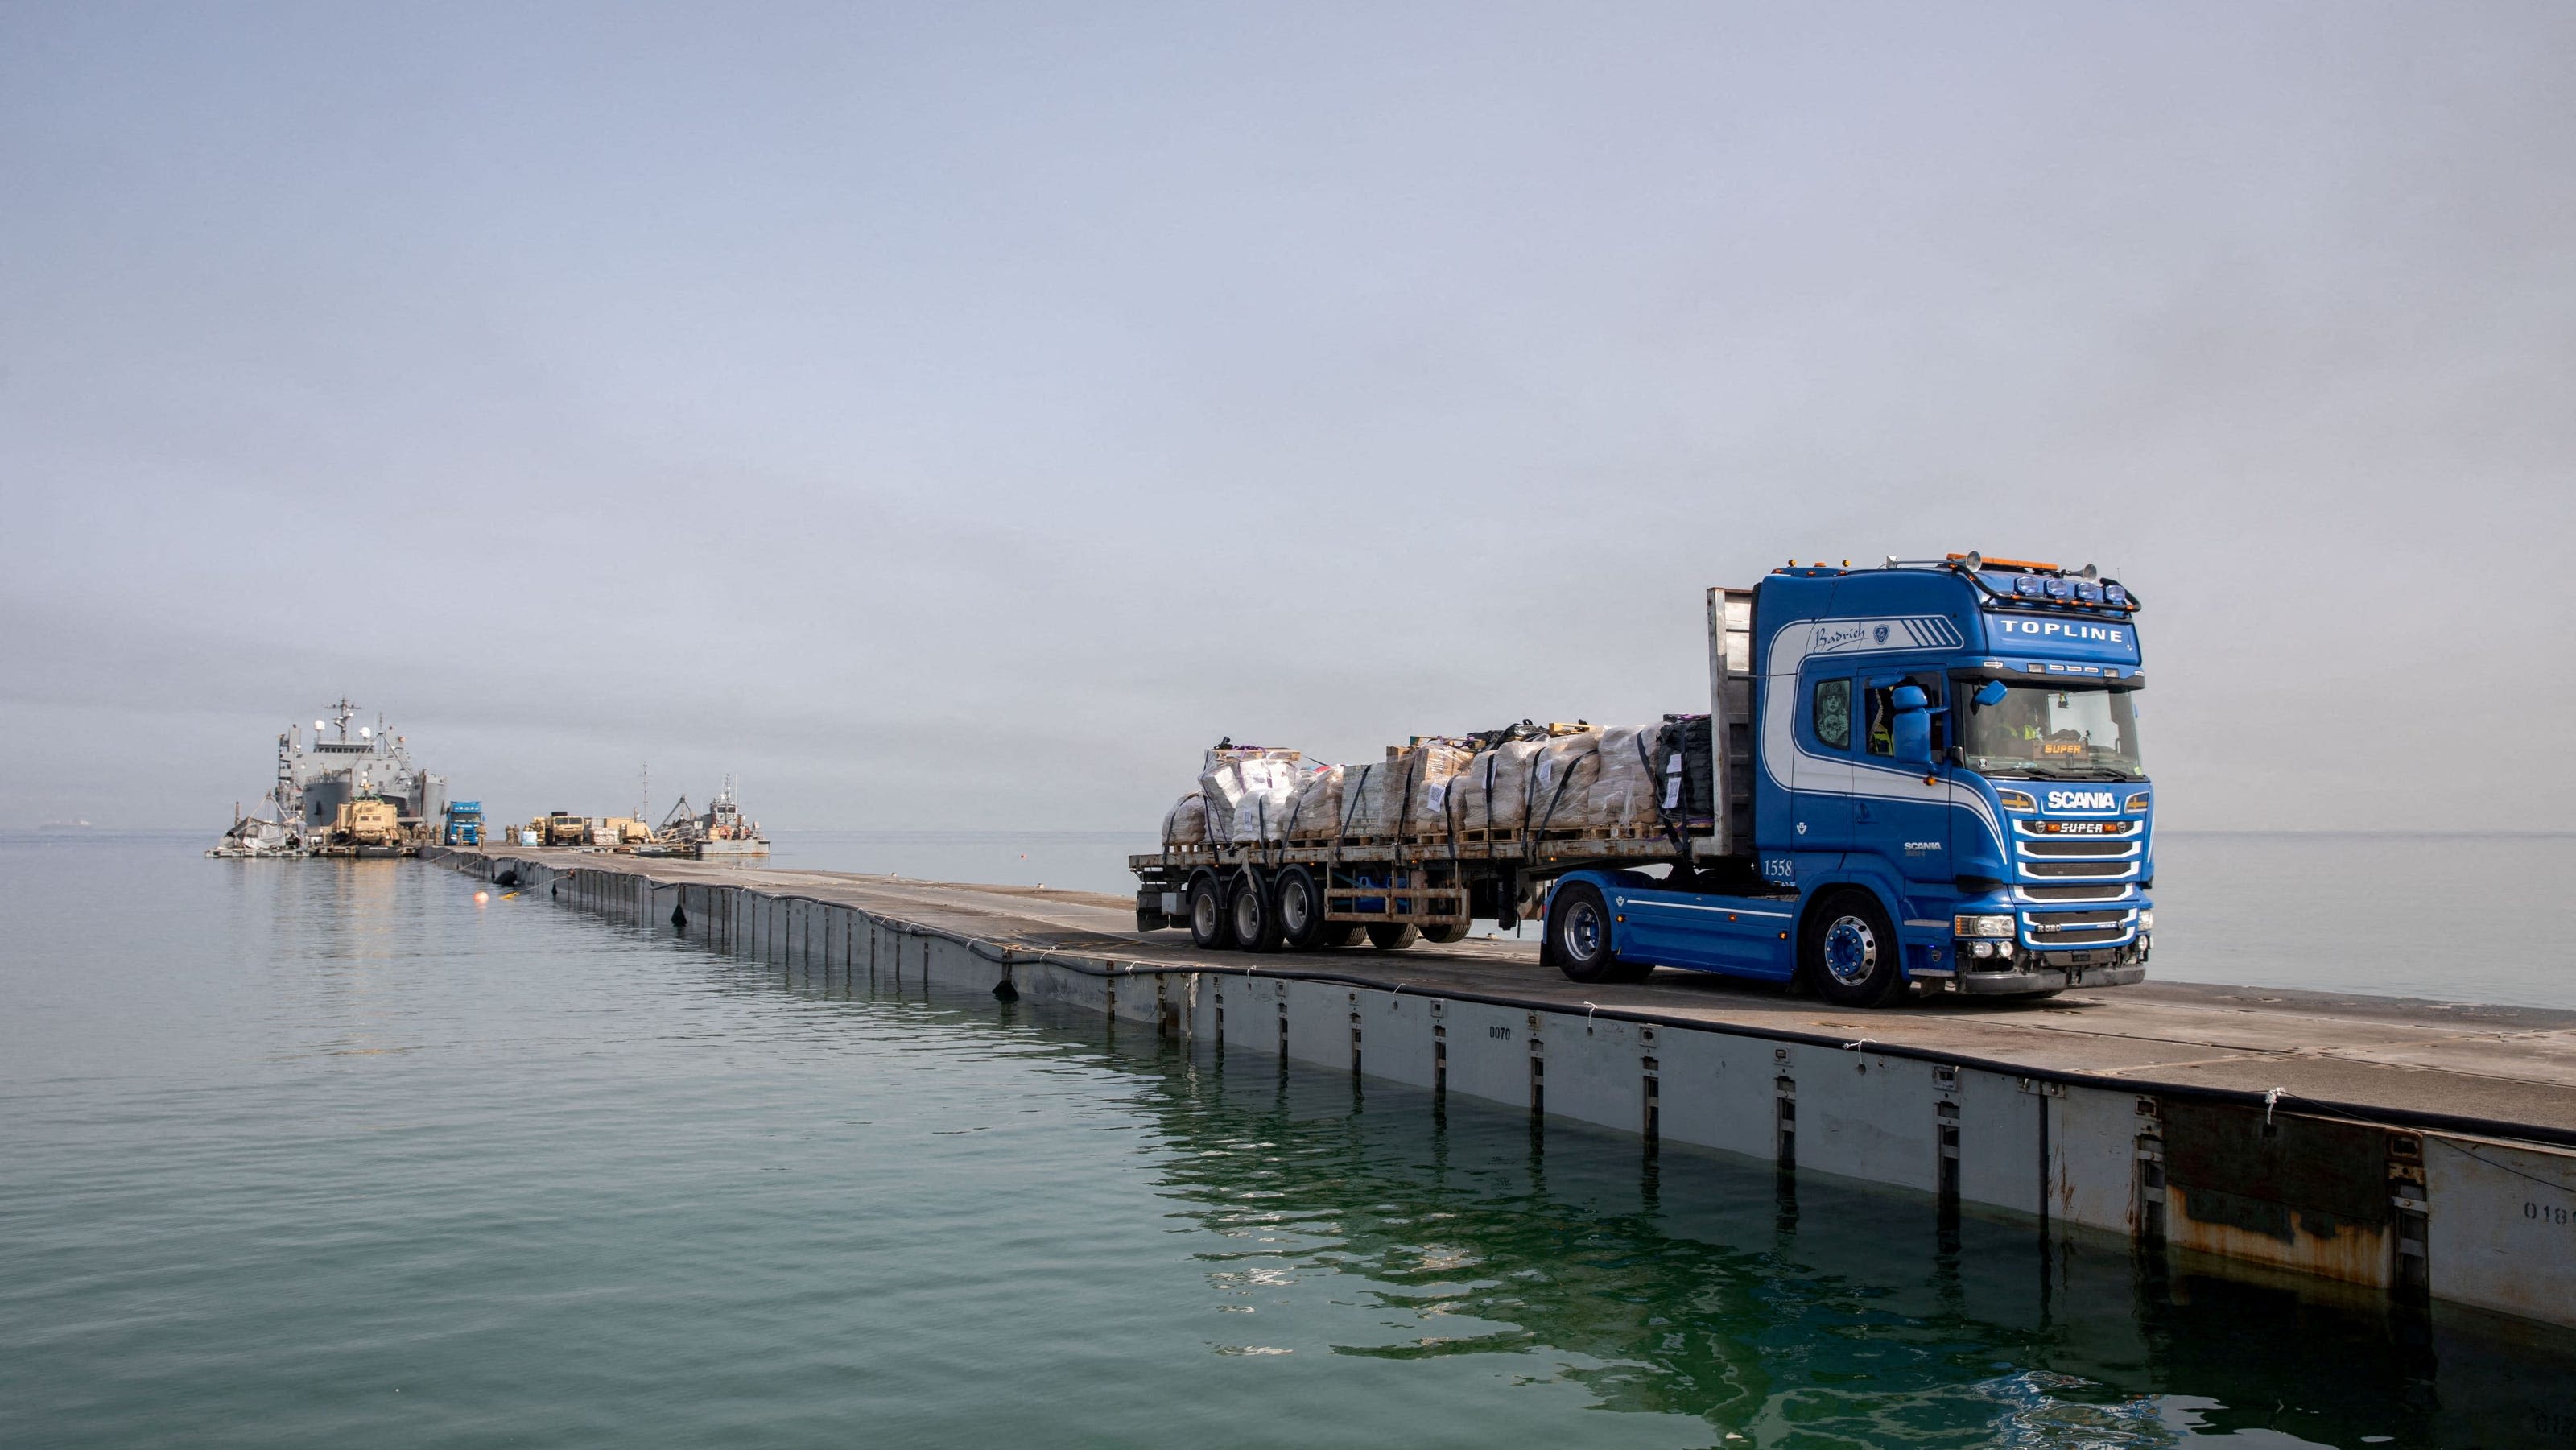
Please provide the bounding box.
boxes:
[1823,915,1878,985]
[1565,901,1604,960]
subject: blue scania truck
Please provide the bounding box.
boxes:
[1131,551,2151,1006]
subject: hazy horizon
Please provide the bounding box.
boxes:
[6,3,2571,835]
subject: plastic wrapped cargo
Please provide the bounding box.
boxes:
[1335,756,1399,840]
[1162,792,1210,847]
[1447,738,1544,836]
[1521,729,1600,834]
[1283,764,1344,841]
[1199,756,1297,845]
[1583,725,1667,829]
[1228,758,1302,844]
[1403,740,1479,840]
[1203,744,1301,773]
[1334,741,1471,840]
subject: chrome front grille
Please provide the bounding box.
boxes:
[2018,883,2130,902]
[2024,860,2135,878]
[2029,909,2127,929]
[2031,925,2128,945]
[2010,817,2143,882]
[2021,838,2131,857]
[1983,808,2156,950]
[2021,904,2140,948]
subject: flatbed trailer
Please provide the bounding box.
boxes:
[1131,827,1725,934]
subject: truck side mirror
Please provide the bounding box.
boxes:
[1890,685,1933,766]
[1973,679,2008,708]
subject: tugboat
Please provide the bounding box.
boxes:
[209,699,448,858]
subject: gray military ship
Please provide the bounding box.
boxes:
[210,699,448,857]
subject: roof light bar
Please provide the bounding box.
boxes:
[1948,551,2062,572]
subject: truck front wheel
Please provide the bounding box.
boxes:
[1187,874,1236,952]
[1803,888,1904,1007]
[1548,882,1620,983]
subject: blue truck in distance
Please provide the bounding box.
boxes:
[1129,551,2150,1006]
[442,801,484,847]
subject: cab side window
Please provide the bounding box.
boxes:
[1864,686,1893,756]
[1811,678,1852,751]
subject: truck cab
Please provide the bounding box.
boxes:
[1549,553,2152,1003]
[442,801,484,846]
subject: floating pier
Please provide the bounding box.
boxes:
[429,845,2576,1335]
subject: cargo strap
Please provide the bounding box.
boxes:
[1525,746,1595,865]
[1335,762,1373,865]
[1641,725,1688,856]
[1276,791,1302,868]
[1392,751,1422,861]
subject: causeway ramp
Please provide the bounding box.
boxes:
[429,846,2576,1334]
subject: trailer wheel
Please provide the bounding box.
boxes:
[1321,924,1367,949]
[1803,888,1904,1007]
[1420,923,1469,944]
[1228,870,1283,952]
[1275,865,1327,951]
[1364,923,1419,951]
[1548,882,1619,983]
[1187,874,1236,952]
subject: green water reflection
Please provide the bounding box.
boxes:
[961,980,2572,1449]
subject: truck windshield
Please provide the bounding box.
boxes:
[1957,682,2144,780]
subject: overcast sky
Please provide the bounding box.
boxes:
[3,2,2570,835]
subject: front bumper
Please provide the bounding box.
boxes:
[1953,961,2148,994]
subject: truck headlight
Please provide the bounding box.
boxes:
[2136,911,2153,931]
[1955,914,2015,938]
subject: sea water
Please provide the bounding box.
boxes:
[5,832,2574,1449]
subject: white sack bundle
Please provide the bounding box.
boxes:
[1583,725,1668,829]
[1284,765,1344,841]
[1522,730,1600,833]
[1194,766,1241,843]
[1162,792,1209,847]
[1447,739,1544,835]
[1336,756,1401,839]
[1336,740,1480,838]
[1203,744,1302,773]
[1226,757,1301,844]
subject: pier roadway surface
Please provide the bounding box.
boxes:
[496,851,2576,1140]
